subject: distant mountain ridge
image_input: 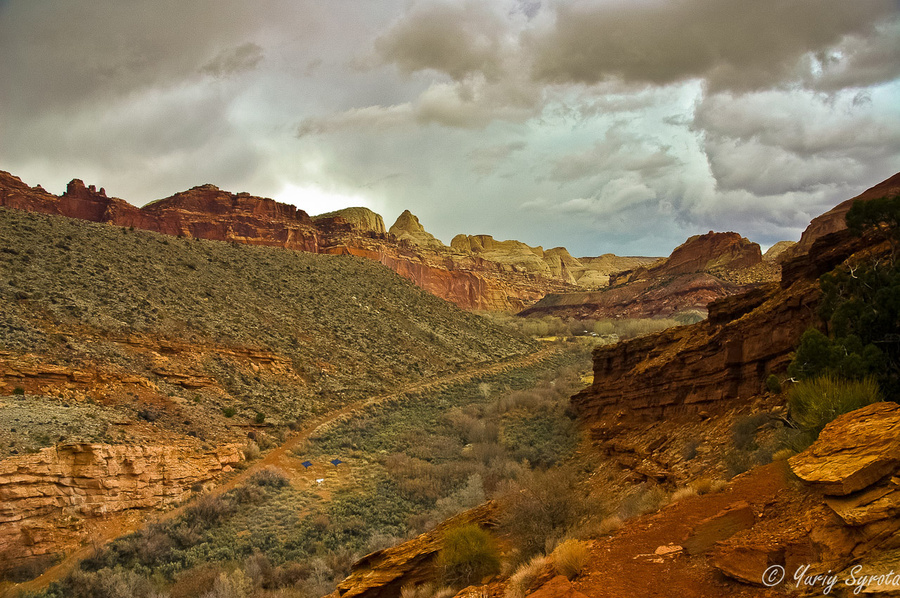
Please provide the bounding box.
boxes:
[0,170,653,312]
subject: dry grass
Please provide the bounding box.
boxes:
[551,539,589,580]
[505,555,549,598]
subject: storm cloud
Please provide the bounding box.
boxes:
[1,0,898,256]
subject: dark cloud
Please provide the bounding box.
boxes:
[200,42,264,78]
[528,0,898,91]
[375,1,512,81]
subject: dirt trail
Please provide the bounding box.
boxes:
[4,345,559,597]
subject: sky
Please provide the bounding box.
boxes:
[1,0,899,256]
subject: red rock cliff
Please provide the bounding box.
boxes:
[571,227,874,422]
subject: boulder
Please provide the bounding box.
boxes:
[789,403,900,496]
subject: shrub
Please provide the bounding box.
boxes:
[12,387,25,396]
[249,467,290,488]
[223,407,237,418]
[255,412,266,424]
[551,539,588,579]
[670,487,698,502]
[765,374,782,394]
[436,524,501,588]
[243,440,261,460]
[500,467,597,559]
[185,494,232,527]
[505,555,548,598]
[788,375,882,437]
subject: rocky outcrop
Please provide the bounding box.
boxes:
[789,402,900,496]
[522,231,771,321]
[331,501,499,598]
[570,225,876,421]
[141,185,320,252]
[0,442,243,576]
[763,241,795,262]
[313,207,386,235]
[712,403,900,586]
[781,172,900,262]
[390,210,446,249]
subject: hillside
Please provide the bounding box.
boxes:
[0,205,537,579]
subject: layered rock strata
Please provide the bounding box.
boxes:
[0,442,243,576]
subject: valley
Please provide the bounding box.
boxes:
[0,170,898,598]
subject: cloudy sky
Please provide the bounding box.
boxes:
[1,0,898,256]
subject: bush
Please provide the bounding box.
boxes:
[223,407,237,418]
[765,374,782,394]
[249,467,290,488]
[436,524,501,588]
[500,467,597,559]
[12,387,25,396]
[551,539,588,579]
[788,375,882,438]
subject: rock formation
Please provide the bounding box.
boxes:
[0,172,580,311]
[521,231,774,321]
[0,442,243,577]
[313,207,386,235]
[712,402,900,586]
[571,222,879,422]
[329,501,498,598]
[780,171,900,262]
[762,241,795,262]
[389,210,446,249]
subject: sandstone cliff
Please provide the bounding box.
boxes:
[389,210,446,249]
[0,442,243,577]
[571,224,876,422]
[313,207,387,235]
[521,231,774,320]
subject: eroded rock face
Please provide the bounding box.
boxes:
[0,442,243,576]
[570,216,879,421]
[313,207,386,235]
[521,232,772,320]
[789,403,900,496]
[711,403,900,585]
[331,501,498,598]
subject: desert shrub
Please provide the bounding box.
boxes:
[186,494,233,527]
[723,448,766,479]
[223,407,237,418]
[12,386,25,395]
[618,483,668,519]
[500,467,597,559]
[250,467,290,488]
[255,412,266,424]
[788,374,881,438]
[169,564,224,598]
[689,478,726,495]
[504,555,548,598]
[551,539,588,579]
[731,413,772,451]
[38,567,158,598]
[243,440,261,460]
[202,569,251,598]
[670,487,698,502]
[436,524,501,588]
